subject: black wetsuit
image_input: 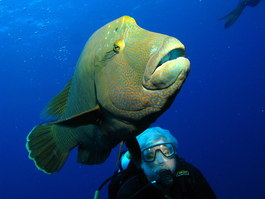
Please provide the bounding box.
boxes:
[108,157,217,199]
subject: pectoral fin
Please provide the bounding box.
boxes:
[48,105,103,128]
[26,124,72,174]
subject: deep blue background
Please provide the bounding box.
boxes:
[1,0,264,198]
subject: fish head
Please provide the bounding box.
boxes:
[93,16,190,123]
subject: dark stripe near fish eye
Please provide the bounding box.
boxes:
[101,50,117,63]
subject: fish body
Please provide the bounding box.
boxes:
[26,16,190,174]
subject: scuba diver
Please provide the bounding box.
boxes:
[219,0,261,28]
[103,127,217,199]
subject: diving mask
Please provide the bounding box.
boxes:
[142,142,175,162]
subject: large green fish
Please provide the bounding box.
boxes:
[26,16,190,174]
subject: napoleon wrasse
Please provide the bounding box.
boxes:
[26,16,190,174]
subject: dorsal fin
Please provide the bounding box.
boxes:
[42,78,72,118]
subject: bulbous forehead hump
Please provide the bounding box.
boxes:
[95,16,140,53]
[106,16,137,35]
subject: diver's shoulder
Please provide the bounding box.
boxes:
[176,157,202,175]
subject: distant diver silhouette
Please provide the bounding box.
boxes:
[219,0,261,28]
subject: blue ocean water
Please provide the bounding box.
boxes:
[1,0,264,198]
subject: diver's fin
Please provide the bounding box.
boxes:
[219,3,246,28]
[77,146,111,165]
[26,124,73,174]
[42,78,73,118]
[51,105,103,128]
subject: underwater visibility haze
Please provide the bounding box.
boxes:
[0,0,265,199]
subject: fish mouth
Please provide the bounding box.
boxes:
[143,37,190,90]
[157,48,185,67]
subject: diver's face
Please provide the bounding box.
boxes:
[141,141,177,181]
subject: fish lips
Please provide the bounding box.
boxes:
[143,37,190,90]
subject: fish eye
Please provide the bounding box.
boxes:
[113,40,125,53]
[113,44,120,52]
